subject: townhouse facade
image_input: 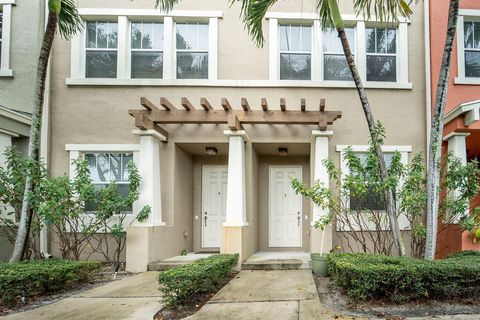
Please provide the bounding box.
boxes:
[428,0,480,258]
[0,0,46,261]
[46,0,427,271]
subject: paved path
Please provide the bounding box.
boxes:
[186,269,360,320]
[2,272,162,320]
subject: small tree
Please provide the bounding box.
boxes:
[88,161,150,274]
[36,159,97,260]
[0,148,42,259]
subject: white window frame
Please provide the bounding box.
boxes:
[322,26,357,81]
[456,10,480,85]
[65,144,140,230]
[70,9,220,81]
[364,26,399,83]
[84,20,119,79]
[335,145,412,231]
[277,23,313,80]
[129,20,164,79]
[0,0,14,77]
[267,12,410,89]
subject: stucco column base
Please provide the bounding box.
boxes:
[310,225,333,254]
[126,226,154,272]
[221,226,248,270]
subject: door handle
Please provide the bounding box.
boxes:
[204,212,207,227]
[297,212,301,226]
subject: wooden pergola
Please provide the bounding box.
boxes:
[129,97,342,142]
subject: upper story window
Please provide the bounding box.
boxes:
[279,24,311,80]
[176,22,209,79]
[365,27,397,82]
[323,27,355,81]
[0,10,3,64]
[85,152,133,212]
[131,22,164,79]
[86,21,118,78]
[463,20,480,78]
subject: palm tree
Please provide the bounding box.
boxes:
[10,0,82,262]
[424,0,460,260]
[156,0,412,256]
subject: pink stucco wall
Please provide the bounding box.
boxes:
[429,0,480,258]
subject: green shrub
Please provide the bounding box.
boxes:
[445,250,480,259]
[158,254,239,306]
[328,253,480,303]
[0,260,102,306]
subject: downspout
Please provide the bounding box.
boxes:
[39,0,51,258]
[424,0,432,158]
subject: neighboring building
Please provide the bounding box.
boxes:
[48,0,426,271]
[0,0,46,261]
[428,0,480,258]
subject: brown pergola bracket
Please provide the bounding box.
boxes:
[130,97,342,142]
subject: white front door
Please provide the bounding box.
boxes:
[269,166,302,247]
[202,166,228,248]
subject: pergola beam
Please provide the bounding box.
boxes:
[160,97,177,111]
[280,98,286,111]
[261,98,268,111]
[134,114,169,141]
[181,97,195,111]
[301,98,306,112]
[241,98,251,112]
[320,98,326,112]
[200,97,214,111]
[140,97,161,112]
[221,98,232,111]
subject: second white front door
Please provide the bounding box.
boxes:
[269,166,303,247]
[202,165,228,248]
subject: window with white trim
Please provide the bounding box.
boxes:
[175,22,209,79]
[0,2,13,76]
[85,21,118,78]
[279,24,312,80]
[131,21,164,79]
[85,153,133,212]
[0,10,3,65]
[463,20,480,78]
[323,27,355,81]
[365,27,397,82]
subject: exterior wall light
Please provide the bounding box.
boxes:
[278,147,288,156]
[205,147,218,156]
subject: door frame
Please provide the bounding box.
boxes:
[268,165,303,248]
[201,165,228,249]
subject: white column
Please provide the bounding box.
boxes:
[133,130,166,226]
[311,130,333,223]
[224,130,248,226]
[445,132,470,221]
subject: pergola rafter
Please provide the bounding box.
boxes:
[129,97,342,142]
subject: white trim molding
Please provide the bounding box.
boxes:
[444,99,480,126]
[71,10,219,81]
[65,144,140,152]
[0,1,14,77]
[0,105,32,125]
[336,145,413,153]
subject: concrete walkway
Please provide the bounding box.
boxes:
[2,272,162,320]
[186,270,360,320]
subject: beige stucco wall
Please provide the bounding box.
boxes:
[48,0,426,264]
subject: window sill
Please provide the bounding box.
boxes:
[454,77,480,85]
[0,69,13,77]
[66,78,413,89]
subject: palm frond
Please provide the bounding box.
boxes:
[58,0,83,40]
[155,0,182,12]
[231,0,278,47]
[353,0,416,22]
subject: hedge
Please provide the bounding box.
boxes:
[158,254,239,306]
[0,260,102,306]
[328,253,480,303]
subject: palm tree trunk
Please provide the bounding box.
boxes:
[10,11,58,262]
[425,0,460,260]
[337,27,406,256]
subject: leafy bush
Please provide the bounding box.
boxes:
[445,250,480,259]
[328,253,480,303]
[158,254,239,306]
[0,260,102,306]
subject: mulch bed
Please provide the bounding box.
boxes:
[315,276,480,320]
[154,272,238,320]
[0,264,132,316]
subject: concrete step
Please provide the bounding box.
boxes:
[241,259,311,270]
